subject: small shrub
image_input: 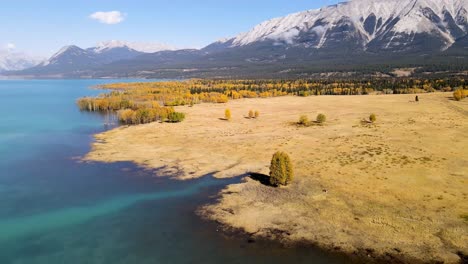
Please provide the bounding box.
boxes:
[167,112,186,123]
[248,110,254,118]
[415,95,419,102]
[298,115,309,126]
[269,151,294,186]
[369,113,377,123]
[118,109,135,124]
[454,90,462,101]
[132,108,152,125]
[316,113,326,124]
[453,89,466,101]
[225,109,232,120]
[254,110,259,118]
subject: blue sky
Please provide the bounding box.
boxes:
[1,0,342,57]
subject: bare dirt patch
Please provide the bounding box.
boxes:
[391,67,417,77]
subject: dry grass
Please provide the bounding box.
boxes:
[85,92,468,263]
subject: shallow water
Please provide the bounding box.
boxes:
[0,80,347,263]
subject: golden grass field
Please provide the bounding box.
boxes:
[85,92,468,263]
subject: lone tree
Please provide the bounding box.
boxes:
[269,151,294,186]
[316,113,326,124]
[225,109,232,120]
[415,95,419,102]
[369,113,377,123]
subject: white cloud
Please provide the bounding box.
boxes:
[312,26,327,36]
[90,11,125,25]
[6,43,16,51]
[269,28,300,45]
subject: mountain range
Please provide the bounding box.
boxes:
[0,50,42,72]
[6,0,468,78]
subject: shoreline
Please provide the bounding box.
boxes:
[190,175,352,263]
[84,93,468,263]
[199,215,355,263]
[199,211,427,264]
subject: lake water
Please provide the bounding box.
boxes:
[0,80,347,263]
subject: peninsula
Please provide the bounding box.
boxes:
[82,82,468,263]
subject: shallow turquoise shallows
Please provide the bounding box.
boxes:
[0,80,346,264]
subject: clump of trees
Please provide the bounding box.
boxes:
[316,113,326,124]
[167,112,186,123]
[117,107,175,125]
[369,113,377,123]
[248,110,260,119]
[298,114,326,126]
[78,78,467,126]
[78,93,181,125]
[225,109,232,121]
[77,97,134,112]
[453,89,468,101]
[269,152,294,186]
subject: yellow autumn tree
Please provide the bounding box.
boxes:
[225,109,232,121]
[269,151,294,186]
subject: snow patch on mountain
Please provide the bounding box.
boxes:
[215,38,231,44]
[232,10,320,46]
[94,40,174,53]
[40,45,87,66]
[51,45,80,59]
[38,40,174,67]
[0,49,43,71]
[230,0,468,50]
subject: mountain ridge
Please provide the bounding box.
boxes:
[0,50,42,72]
[6,0,468,78]
[228,0,467,52]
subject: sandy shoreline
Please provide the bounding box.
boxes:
[84,93,468,263]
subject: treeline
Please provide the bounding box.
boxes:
[101,78,466,99]
[78,78,466,125]
[77,95,184,125]
[117,107,183,125]
[98,81,286,106]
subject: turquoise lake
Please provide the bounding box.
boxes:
[0,80,347,263]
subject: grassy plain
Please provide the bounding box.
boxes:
[85,92,468,263]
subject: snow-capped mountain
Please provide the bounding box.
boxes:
[39,45,96,67]
[8,0,468,78]
[0,50,42,72]
[229,0,467,52]
[35,41,174,71]
[39,44,144,67]
[93,40,174,53]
